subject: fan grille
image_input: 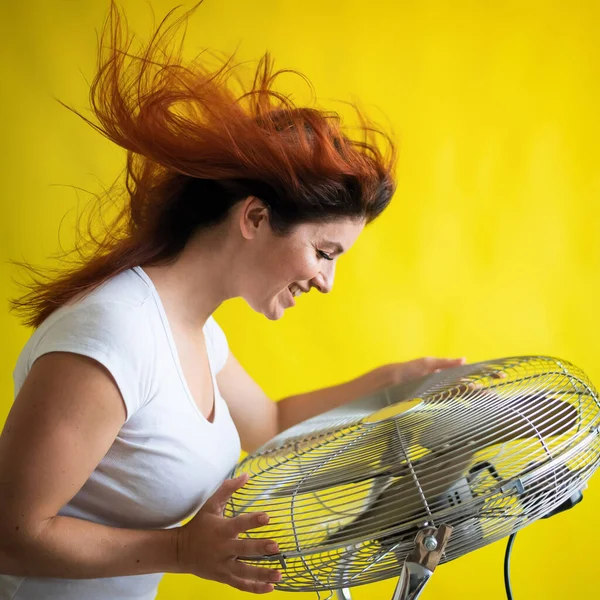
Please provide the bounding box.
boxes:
[226,356,600,592]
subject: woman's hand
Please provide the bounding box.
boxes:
[371,356,467,388]
[176,473,281,594]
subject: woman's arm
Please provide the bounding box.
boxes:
[1,350,280,592]
[1,517,179,578]
[0,351,179,578]
[277,357,466,431]
[219,353,465,454]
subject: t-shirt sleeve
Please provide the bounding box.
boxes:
[205,316,230,374]
[29,301,154,422]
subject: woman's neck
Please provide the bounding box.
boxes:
[141,227,238,331]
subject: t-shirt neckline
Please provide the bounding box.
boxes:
[132,266,219,426]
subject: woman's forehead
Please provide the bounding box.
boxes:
[293,219,365,250]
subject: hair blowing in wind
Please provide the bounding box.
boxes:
[9,0,397,329]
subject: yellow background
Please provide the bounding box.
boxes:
[1,0,599,598]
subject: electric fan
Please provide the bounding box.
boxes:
[225,356,600,599]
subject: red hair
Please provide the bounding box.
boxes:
[10,0,397,329]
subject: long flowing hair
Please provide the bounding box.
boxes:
[9,0,397,329]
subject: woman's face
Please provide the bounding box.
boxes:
[236,199,365,320]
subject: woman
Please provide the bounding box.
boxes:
[0,3,465,599]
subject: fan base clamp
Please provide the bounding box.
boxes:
[337,523,454,600]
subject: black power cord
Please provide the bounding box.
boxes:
[503,532,517,600]
[503,489,584,600]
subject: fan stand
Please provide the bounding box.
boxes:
[335,524,453,600]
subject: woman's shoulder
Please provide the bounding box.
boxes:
[16,269,155,374]
[36,269,153,342]
[66,266,153,310]
[13,270,159,415]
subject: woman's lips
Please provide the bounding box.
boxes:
[286,286,296,307]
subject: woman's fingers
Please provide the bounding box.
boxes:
[204,473,249,514]
[463,369,508,392]
[182,475,283,591]
[432,357,466,368]
[231,559,282,584]
[425,356,466,376]
[232,537,280,558]
[226,576,275,594]
[224,511,271,537]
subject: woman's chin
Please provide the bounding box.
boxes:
[264,312,282,321]
[268,296,292,320]
[247,299,285,321]
[245,294,289,321]
[265,303,286,320]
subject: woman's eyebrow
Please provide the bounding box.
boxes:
[322,240,345,254]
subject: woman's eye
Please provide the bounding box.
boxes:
[318,250,333,261]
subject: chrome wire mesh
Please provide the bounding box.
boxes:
[225,356,600,592]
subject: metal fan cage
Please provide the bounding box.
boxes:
[225,356,600,592]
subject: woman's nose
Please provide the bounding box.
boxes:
[310,262,336,293]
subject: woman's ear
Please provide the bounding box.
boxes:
[239,196,270,240]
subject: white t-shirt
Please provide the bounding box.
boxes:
[0,266,242,600]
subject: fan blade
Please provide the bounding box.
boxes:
[418,393,578,450]
[323,448,474,547]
